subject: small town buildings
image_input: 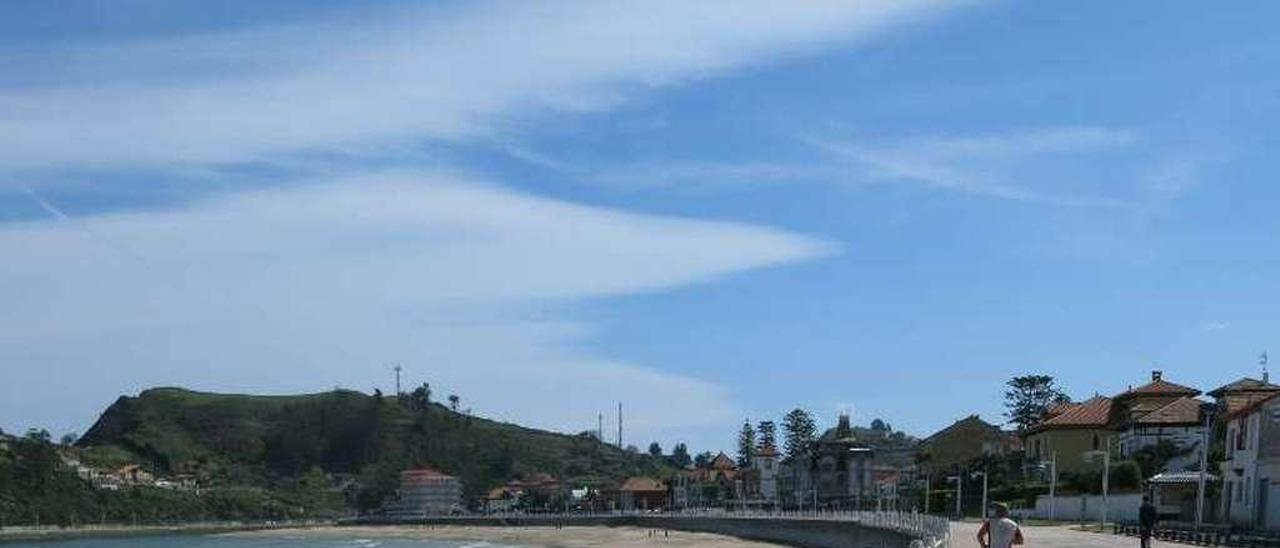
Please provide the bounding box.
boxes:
[730,445,779,509]
[1221,392,1280,530]
[616,476,667,511]
[918,415,1019,478]
[1210,377,1280,420]
[672,452,738,509]
[1025,371,1209,476]
[1024,395,1115,475]
[484,485,520,512]
[806,413,875,508]
[115,464,155,485]
[392,468,462,516]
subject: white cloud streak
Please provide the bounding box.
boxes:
[0,171,834,445]
[0,0,962,172]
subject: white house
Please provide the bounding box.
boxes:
[1222,392,1280,530]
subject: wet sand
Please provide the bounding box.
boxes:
[229,524,785,547]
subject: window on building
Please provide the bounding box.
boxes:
[1092,434,1100,451]
[1238,421,1248,451]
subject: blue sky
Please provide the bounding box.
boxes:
[2,1,1278,453]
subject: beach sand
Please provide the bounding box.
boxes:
[229,524,785,547]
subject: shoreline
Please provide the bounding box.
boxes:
[228,524,786,547]
[0,521,332,544]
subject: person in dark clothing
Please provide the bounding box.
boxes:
[1139,494,1157,548]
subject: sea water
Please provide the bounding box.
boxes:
[0,536,521,548]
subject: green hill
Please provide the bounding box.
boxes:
[77,387,668,511]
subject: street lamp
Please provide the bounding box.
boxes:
[947,475,963,519]
[971,468,989,519]
[1195,402,1217,530]
[1084,437,1112,529]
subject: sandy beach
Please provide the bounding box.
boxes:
[228,524,785,547]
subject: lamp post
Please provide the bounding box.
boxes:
[1085,438,1112,529]
[1049,451,1057,521]
[972,468,989,519]
[1195,402,1217,530]
[947,475,963,519]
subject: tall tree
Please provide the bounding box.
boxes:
[782,408,816,462]
[694,451,714,469]
[448,394,460,412]
[737,420,756,467]
[670,443,692,468]
[756,420,777,451]
[409,383,432,411]
[1004,374,1072,431]
[648,442,663,458]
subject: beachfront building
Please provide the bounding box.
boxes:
[392,468,462,516]
[918,415,1019,479]
[616,476,667,511]
[1024,395,1114,476]
[811,413,875,508]
[1220,391,1280,530]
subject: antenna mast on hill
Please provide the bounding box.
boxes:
[617,402,623,448]
[393,364,402,396]
[598,412,604,442]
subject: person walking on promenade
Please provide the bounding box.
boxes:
[977,502,1024,548]
[1139,494,1157,548]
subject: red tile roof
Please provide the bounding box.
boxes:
[1208,377,1280,397]
[619,477,666,492]
[1226,391,1280,422]
[400,468,454,480]
[1029,396,1112,433]
[1116,379,1200,399]
[1133,397,1203,426]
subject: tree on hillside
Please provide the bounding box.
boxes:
[782,408,816,462]
[670,443,692,468]
[648,442,663,458]
[1004,375,1072,431]
[409,383,432,411]
[870,418,890,432]
[694,451,713,469]
[448,394,460,412]
[757,420,777,451]
[737,420,756,467]
[59,432,78,446]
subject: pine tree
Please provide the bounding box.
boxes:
[737,420,756,467]
[756,420,777,451]
[782,408,816,462]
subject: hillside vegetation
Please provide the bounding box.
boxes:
[55,387,668,518]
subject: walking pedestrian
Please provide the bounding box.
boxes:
[1139,494,1157,548]
[977,502,1024,548]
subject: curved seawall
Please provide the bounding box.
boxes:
[362,514,937,548]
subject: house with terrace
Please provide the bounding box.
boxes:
[1024,371,1209,476]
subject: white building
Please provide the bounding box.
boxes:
[1222,392,1280,530]
[392,468,462,517]
[1115,396,1207,471]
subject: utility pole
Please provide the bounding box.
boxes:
[1196,402,1216,529]
[617,402,623,448]
[598,412,604,442]
[975,467,989,519]
[393,364,402,396]
[948,476,962,519]
[925,474,932,515]
[1049,451,1057,521]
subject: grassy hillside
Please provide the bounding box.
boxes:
[78,387,669,510]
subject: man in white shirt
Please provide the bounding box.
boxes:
[977,502,1024,548]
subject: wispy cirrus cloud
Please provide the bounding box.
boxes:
[0,0,967,174]
[809,126,1137,207]
[0,171,835,444]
